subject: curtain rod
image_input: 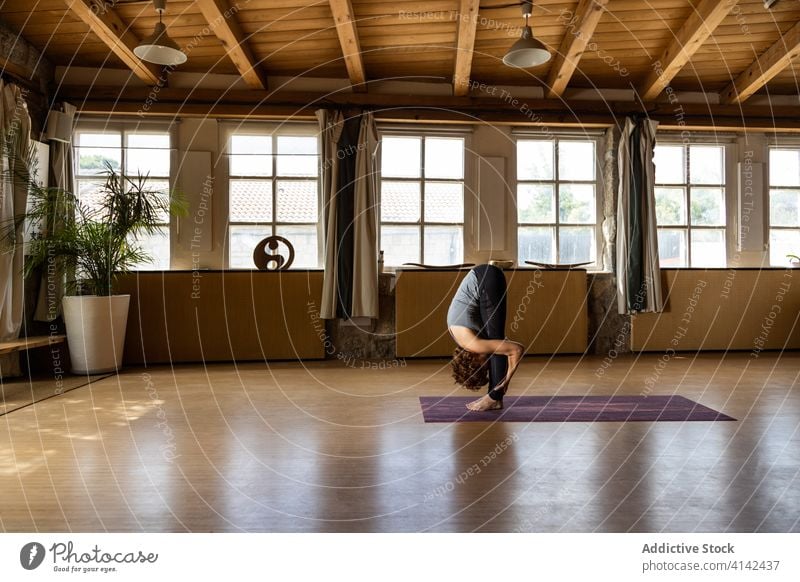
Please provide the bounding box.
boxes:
[377,123,474,134]
[511,127,607,137]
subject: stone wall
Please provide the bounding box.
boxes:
[587,272,631,355]
[0,18,55,137]
[324,273,400,362]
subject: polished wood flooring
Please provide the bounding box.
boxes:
[1,352,799,532]
[1,373,110,416]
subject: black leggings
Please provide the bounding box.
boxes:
[473,264,508,401]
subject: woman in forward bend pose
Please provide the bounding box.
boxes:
[447,263,525,411]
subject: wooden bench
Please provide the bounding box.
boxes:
[0,335,66,356]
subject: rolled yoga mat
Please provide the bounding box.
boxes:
[419,395,735,423]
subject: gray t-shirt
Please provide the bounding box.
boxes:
[446,270,482,333]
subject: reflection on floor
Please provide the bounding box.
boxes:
[0,372,111,416]
[0,352,798,532]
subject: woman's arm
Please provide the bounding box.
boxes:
[448,326,525,392]
[492,341,524,393]
[449,326,521,356]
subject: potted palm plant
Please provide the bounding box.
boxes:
[3,139,184,374]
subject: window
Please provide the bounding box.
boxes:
[768,147,800,266]
[517,138,599,265]
[379,135,465,266]
[227,133,320,268]
[75,128,172,270]
[653,144,726,267]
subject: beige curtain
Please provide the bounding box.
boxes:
[316,109,379,319]
[317,109,345,319]
[33,102,76,322]
[0,80,32,376]
[616,117,663,314]
[350,112,379,317]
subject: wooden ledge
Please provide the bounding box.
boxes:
[0,335,66,356]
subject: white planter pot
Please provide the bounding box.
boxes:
[62,295,131,375]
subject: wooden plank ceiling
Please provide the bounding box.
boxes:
[1,0,799,100]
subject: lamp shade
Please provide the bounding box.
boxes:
[503,26,551,68]
[134,22,187,66]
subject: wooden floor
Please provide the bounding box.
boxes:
[1,352,798,533]
[1,372,110,416]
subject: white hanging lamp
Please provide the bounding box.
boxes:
[134,0,187,67]
[503,0,551,68]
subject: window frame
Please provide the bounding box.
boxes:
[766,140,800,266]
[221,122,322,269]
[514,133,604,268]
[73,119,176,271]
[653,135,735,268]
[378,130,469,267]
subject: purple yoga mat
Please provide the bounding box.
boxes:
[419,395,735,423]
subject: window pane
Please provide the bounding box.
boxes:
[770,149,800,187]
[230,180,272,222]
[559,226,595,263]
[147,179,171,224]
[654,145,684,184]
[381,181,420,222]
[230,135,272,177]
[126,146,169,177]
[770,189,800,227]
[424,225,463,264]
[129,226,169,270]
[558,141,595,181]
[658,228,687,267]
[277,136,318,177]
[425,137,464,179]
[276,225,319,268]
[655,187,686,225]
[690,187,725,226]
[276,180,318,222]
[517,140,554,181]
[381,225,420,265]
[77,147,121,176]
[518,226,555,263]
[77,180,106,214]
[770,229,800,266]
[424,182,463,223]
[690,145,724,185]
[518,184,554,224]
[229,225,271,268]
[127,133,170,149]
[559,184,596,224]
[77,133,121,148]
[381,137,421,178]
[691,229,726,267]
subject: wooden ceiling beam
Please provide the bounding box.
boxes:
[195,0,267,90]
[62,0,160,86]
[453,0,480,96]
[638,0,740,101]
[545,0,609,99]
[328,0,367,92]
[721,20,800,105]
[57,85,800,131]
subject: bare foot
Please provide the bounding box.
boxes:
[466,394,503,411]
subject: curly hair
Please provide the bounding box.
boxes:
[450,346,489,390]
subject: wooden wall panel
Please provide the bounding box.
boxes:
[117,271,325,364]
[632,269,800,351]
[395,269,588,357]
